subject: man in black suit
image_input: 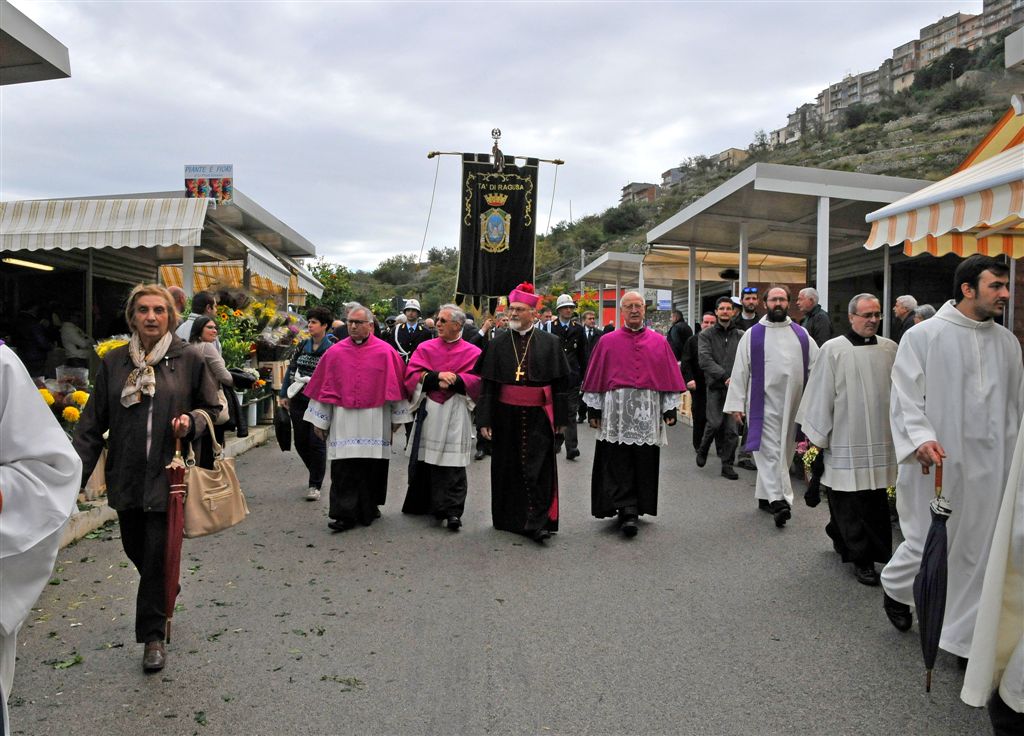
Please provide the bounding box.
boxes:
[549,294,587,460]
[681,312,717,452]
[392,298,433,363]
[578,309,602,422]
[666,309,693,363]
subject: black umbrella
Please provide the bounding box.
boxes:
[804,448,825,507]
[228,368,257,390]
[912,463,951,692]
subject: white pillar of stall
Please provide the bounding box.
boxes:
[687,246,696,326]
[738,223,749,294]
[614,276,620,327]
[182,245,195,297]
[816,196,830,309]
[882,245,892,339]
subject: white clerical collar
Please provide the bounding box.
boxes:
[514,325,534,336]
[352,338,366,344]
[443,335,462,343]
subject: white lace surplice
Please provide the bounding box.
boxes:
[583,388,680,446]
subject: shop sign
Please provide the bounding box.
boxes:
[185,164,233,204]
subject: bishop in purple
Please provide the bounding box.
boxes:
[581,291,685,538]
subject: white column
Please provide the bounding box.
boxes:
[739,223,749,294]
[687,245,696,325]
[882,245,892,339]
[816,196,830,309]
[614,276,620,327]
[638,262,645,292]
[182,245,195,297]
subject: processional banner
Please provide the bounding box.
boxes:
[456,153,538,306]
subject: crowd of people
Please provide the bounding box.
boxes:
[2,254,1022,734]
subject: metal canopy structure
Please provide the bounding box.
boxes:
[0,0,71,86]
[574,252,672,327]
[646,163,930,328]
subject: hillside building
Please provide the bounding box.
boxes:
[619,182,660,205]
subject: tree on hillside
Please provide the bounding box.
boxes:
[372,253,419,285]
[912,47,972,91]
[749,129,770,154]
[602,203,646,235]
[306,259,355,319]
[839,103,870,131]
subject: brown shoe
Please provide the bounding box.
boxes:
[143,641,165,673]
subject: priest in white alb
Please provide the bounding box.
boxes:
[725,285,817,529]
[0,342,81,734]
[796,293,897,586]
[581,291,685,538]
[303,303,411,532]
[402,304,481,532]
[961,422,1024,735]
[880,255,1024,659]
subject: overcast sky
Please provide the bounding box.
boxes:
[3,0,979,271]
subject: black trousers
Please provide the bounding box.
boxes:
[403,463,468,518]
[699,386,738,466]
[289,394,326,489]
[117,509,168,644]
[690,385,707,451]
[329,458,389,526]
[560,385,580,453]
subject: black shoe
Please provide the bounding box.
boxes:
[737,458,757,471]
[721,466,738,480]
[328,519,352,532]
[621,518,638,538]
[446,516,461,532]
[532,528,551,543]
[695,450,708,468]
[770,500,791,528]
[142,641,166,673]
[374,507,382,519]
[854,564,880,586]
[474,449,485,461]
[883,592,913,632]
[566,449,580,461]
[758,499,771,512]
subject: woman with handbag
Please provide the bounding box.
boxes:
[279,306,336,502]
[73,284,221,674]
[189,315,234,468]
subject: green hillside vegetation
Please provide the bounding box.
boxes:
[309,36,1023,316]
[536,37,1024,295]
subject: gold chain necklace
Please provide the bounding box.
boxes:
[510,329,535,382]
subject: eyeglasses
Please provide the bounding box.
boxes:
[853,312,882,319]
[346,319,369,325]
[742,287,758,294]
[435,318,449,325]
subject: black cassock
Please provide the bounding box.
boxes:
[475,328,569,536]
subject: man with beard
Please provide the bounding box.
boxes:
[475,283,569,543]
[735,287,760,331]
[796,293,897,585]
[880,255,1023,662]
[304,304,411,531]
[582,292,684,537]
[725,286,818,528]
[402,305,481,531]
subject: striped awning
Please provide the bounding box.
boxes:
[0,198,208,252]
[160,261,310,297]
[217,222,291,288]
[864,143,1024,257]
[274,253,323,297]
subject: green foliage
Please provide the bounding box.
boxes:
[931,84,985,113]
[602,203,646,235]
[912,47,973,91]
[372,253,419,285]
[839,103,870,131]
[307,259,354,318]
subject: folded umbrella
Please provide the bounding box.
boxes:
[913,463,951,692]
[274,403,291,452]
[163,438,188,643]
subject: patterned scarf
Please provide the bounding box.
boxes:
[120,332,172,408]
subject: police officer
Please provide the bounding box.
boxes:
[549,294,587,460]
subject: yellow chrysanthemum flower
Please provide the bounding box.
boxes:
[70,390,90,407]
[233,310,244,317]
[62,406,81,423]
[39,388,55,406]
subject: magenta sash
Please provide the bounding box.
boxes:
[744,323,809,452]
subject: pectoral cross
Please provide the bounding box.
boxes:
[514,366,525,382]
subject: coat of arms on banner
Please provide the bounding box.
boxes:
[480,193,511,253]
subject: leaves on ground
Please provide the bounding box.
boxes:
[46,653,83,669]
[320,675,365,692]
[195,710,208,726]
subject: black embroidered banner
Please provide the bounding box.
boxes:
[456,153,539,306]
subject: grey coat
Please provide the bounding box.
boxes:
[697,321,744,390]
[73,337,221,512]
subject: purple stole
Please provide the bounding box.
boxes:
[743,322,809,452]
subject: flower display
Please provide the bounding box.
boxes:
[62,406,81,423]
[95,335,130,358]
[39,388,55,406]
[69,390,90,407]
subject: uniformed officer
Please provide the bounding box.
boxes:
[549,294,587,460]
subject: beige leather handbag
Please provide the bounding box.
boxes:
[183,411,249,538]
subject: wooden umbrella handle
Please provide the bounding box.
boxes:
[935,463,943,497]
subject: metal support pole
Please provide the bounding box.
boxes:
[614,276,620,328]
[579,250,585,297]
[816,196,830,309]
[687,246,697,326]
[638,263,645,293]
[882,245,892,339]
[739,223,749,294]
[182,246,195,297]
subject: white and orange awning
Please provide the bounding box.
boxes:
[159,261,312,298]
[864,142,1024,257]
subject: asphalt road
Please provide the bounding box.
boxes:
[10,422,989,736]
